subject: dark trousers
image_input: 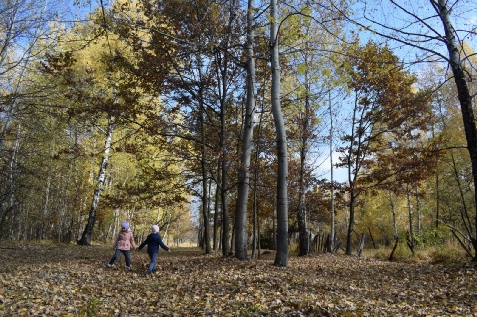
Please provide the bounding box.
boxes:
[108,249,131,267]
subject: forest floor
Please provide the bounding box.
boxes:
[0,242,476,316]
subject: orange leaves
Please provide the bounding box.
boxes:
[338,40,439,197]
[1,245,477,316]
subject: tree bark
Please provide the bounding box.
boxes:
[345,96,361,255]
[200,98,211,254]
[389,237,399,261]
[406,189,415,255]
[270,0,288,268]
[213,163,220,251]
[388,191,398,239]
[252,110,265,259]
[329,91,335,253]
[234,0,256,261]
[346,193,356,255]
[297,54,311,256]
[416,186,421,235]
[78,117,114,245]
[221,157,230,255]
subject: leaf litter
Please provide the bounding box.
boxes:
[0,244,476,316]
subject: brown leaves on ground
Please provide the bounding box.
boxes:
[0,244,476,316]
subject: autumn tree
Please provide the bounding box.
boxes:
[40,3,172,245]
[0,0,67,236]
[341,0,477,260]
[0,0,61,151]
[115,0,247,254]
[337,41,436,255]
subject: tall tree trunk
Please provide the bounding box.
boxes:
[216,0,239,257]
[200,100,211,254]
[234,0,257,261]
[345,96,361,255]
[271,0,288,268]
[252,180,258,259]
[252,109,264,259]
[198,223,203,249]
[432,125,440,230]
[346,191,356,255]
[406,189,415,255]
[221,159,229,255]
[416,186,421,235]
[435,0,477,260]
[214,163,221,251]
[329,91,335,252]
[297,57,310,256]
[41,174,51,239]
[219,95,228,256]
[78,116,115,245]
[388,191,398,239]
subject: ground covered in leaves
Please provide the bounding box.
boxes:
[0,243,476,316]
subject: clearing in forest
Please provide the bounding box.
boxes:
[0,244,475,316]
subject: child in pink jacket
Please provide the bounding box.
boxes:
[107,221,136,269]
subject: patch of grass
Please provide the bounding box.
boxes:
[369,241,470,264]
[420,242,469,264]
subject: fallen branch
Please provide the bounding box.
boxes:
[437,219,472,243]
[451,229,473,258]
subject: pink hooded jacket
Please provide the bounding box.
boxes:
[113,230,137,250]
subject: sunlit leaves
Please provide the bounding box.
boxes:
[1,245,476,316]
[337,41,438,190]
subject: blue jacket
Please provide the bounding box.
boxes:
[138,233,170,254]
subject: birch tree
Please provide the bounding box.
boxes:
[0,0,63,232]
[41,6,163,244]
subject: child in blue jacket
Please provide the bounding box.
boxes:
[138,224,170,274]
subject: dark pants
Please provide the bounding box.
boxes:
[148,252,158,272]
[108,249,131,267]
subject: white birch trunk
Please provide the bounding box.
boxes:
[78,116,115,245]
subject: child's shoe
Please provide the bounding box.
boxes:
[107,263,113,268]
